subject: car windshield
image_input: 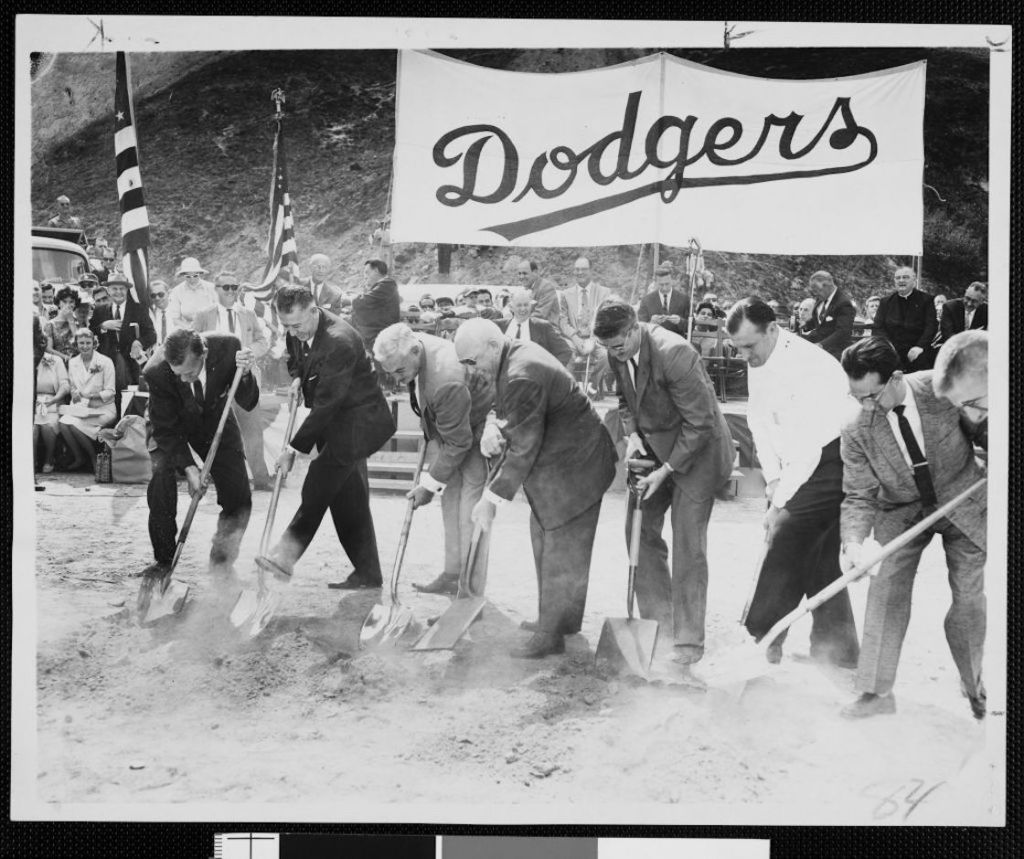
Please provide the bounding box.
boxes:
[33,247,89,284]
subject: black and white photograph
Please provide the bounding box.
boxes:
[11,15,1010,837]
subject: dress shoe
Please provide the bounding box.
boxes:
[332,572,383,590]
[510,632,565,659]
[255,553,294,583]
[766,641,783,664]
[137,561,172,580]
[840,692,896,719]
[413,574,459,596]
[961,680,987,720]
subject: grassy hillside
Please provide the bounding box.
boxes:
[30,47,988,307]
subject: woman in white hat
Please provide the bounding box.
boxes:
[168,257,217,331]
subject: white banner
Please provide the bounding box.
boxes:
[391,50,925,254]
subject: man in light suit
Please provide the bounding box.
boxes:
[374,324,495,596]
[148,280,172,353]
[302,253,347,316]
[804,270,855,361]
[193,272,274,490]
[496,288,574,368]
[838,337,987,720]
[595,301,734,681]
[938,282,988,343]
[455,319,617,659]
[637,263,691,338]
[560,257,613,395]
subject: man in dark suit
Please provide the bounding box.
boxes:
[303,253,347,316]
[514,259,562,325]
[90,274,156,412]
[351,258,401,354]
[804,270,855,361]
[496,288,574,368]
[637,263,691,338]
[872,266,937,371]
[141,329,258,582]
[595,301,734,682]
[257,285,396,589]
[454,319,617,659]
[939,282,988,343]
[838,337,987,720]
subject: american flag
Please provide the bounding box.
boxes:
[251,118,299,301]
[114,51,151,306]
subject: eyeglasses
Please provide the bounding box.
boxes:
[458,358,477,366]
[218,284,240,292]
[956,395,988,418]
[185,273,201,279]
[849,376,892,406]
[150,292,166,299]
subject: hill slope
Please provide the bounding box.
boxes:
[30,47,988,304]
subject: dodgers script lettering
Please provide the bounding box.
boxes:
[431,91,878,240]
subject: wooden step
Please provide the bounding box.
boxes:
[369,477,416,493]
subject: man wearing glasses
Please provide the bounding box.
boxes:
[514,259,561,325]
[193,273,274,490]
[726,298,861,670]
[939,282,988,343]
[168,257,217,331]
[933,330,988,452]
[148,280,172,351]
[838,336,987,720]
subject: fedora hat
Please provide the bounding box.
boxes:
[176,257,207,277]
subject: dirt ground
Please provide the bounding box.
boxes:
[28,444,1004,825]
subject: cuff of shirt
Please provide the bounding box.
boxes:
[419,472,446,495]
[483,488,509,506]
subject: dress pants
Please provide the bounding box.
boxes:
[232,402,272,483]
[147,420,252,568]
[744,439,860,667]
[856,514,985,697]
[529,498,602,635]
[278,452,383,582]
[630,478,715,662]
[439,445,490,591]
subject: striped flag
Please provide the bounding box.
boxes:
[114,51,151,306]
[251,118,299,301]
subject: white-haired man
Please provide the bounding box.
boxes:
[934,330,988,452]
[304,253,347,316]
[374,323,495,595]
[496,288,573,367]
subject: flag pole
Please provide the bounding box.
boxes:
[271,88,293,286]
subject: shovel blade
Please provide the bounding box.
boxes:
[595,617,659,678]
[412,596,486,651]
[360,604,420,650]
[229,588,280,638]
[701,639,774,698]
[138,580,191,627]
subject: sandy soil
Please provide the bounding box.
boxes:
[29,450,1003,824]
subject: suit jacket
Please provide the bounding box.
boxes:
[415,334,494,484]
[805,288,856,359]
[91,296,157,363]
[286,309,395,463]
[302,278,347,316]
[192,304,269,358]
[528,277,563,325]
[939,298,988,342]
[351,277,401,349]
[496,317,574,367]
[637,288,692,338]
[489,341,616,529]
[840,371,986,550]
[559,281,613,348]
[872,289,938,366]
[610,324,734,502]
[143,332,259,471]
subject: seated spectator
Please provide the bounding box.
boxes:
[796,297,818,336]
[693,302,720,332]
[58,328,117,472]
[33,281,57,320]
[435,296,457,317]
[48,285,82,360]
[92,284,110,308]
[418,294,437,312]
[34,352,70,472]
[702,292,726,318]
[475,288,505,321]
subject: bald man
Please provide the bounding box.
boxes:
[455,319,617,659]
[934,330,988,452]
[303,253,347,316]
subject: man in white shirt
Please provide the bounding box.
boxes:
[496,288,573,367]
[148,280,172,352]
[168,257,217,331]
[726,298,861,668]
[192,273,273,490]
[838,337,987,720]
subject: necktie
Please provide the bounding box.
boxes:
[114,304,121,321]
[408,380,422,418]
[892,404,936,506]
[663,293,670,313]
[628,357,640,393]
[579,288,589,330]
[193,379,204,408]
[227,308,235,333]
[514,323,522,340]
[160,311,166,342]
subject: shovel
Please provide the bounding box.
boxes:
[229,378,301,637]
[359,437,429,649]
[595,458,659,677]
[706,477,987,695]
[137,365,245,626]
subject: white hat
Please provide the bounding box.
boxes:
[176,257,207,277]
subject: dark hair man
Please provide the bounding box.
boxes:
[726,297,861,668]
[837,336,987,720]
[594,300,734,684]
[141,329,258,585]
[257,285,396,589]
[514,259,561,325]
[351,258,401,355]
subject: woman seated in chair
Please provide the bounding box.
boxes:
[48,285,83,361]
[58,328,117,473]
[691,302,722,357]
[34,351,70,473]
